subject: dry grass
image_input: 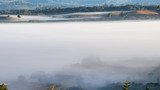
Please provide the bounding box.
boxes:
[135,10,159,15]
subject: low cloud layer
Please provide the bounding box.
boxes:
[7,56,160,90]
[1,22,160,89]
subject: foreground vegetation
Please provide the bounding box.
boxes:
[1,80,160,90]
[0,84,8,90]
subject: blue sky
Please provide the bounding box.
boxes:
[0,0,160,10]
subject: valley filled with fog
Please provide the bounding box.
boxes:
[0,21,160,90]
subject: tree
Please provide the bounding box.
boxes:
[0,83,8,90]
[120,12,128,18]
[157,5,160,10]
[146,87,150,90]
[107,13,112,17]
[123,80,130,90]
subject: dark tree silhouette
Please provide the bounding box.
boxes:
[123,80,130,90]
[146,87,150,90]
[0,83,8,90]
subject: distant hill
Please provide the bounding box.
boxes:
[0,0,160,10]
[0,5,159,15]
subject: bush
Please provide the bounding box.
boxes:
[0,83,8,90]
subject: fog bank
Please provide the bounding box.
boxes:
[0,21,160,86]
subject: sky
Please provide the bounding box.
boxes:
[0,0,160,10]
[1,21,160,85]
